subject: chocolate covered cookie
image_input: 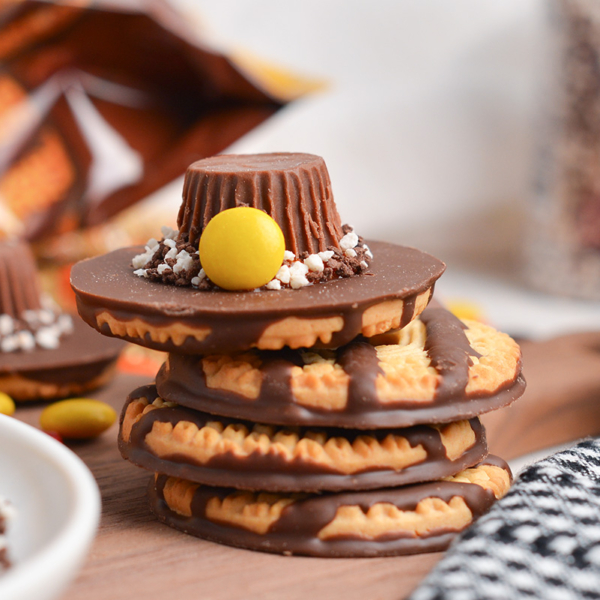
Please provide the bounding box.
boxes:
[148,458,511,557]
[119,385,487,492]
[71,241,441,354]
[156,305,525,428]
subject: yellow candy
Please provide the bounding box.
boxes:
[0,392,15,416]
[40,399,116,439]
[199,207,285,290]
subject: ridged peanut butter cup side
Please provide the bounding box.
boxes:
[0,239,43,317]
[178,153,344,255]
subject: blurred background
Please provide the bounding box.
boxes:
[1,0,599,341]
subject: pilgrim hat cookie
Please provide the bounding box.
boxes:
[71,154,445,355]
[119,385,488,492]
[0,238,124,400]
[155,304,525,429]
[148,457,511,557]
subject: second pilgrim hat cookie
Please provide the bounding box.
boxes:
[0,238,124,401]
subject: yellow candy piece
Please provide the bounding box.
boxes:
[199,207,285,291]
[40,399,116,439]
[0,392,15,416]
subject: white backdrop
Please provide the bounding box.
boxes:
[158,1,600,337]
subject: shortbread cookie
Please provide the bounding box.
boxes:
[71,241,442,354]
[119,385,487,492]
[148,457,511,557]
[156,305,525,428]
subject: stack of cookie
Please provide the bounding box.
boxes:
[71,153,525,557]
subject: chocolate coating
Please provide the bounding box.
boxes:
[157,305,526,429]
[0,316,124,386]
[178,153,344,255]
[71,241,445,354]
[119,385,488,492]
[148,457,509,557]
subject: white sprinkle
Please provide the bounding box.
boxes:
[344,248,357,258]
[191,277,200,287]
[36,327,60,349]
[360,261,369,269]
[164,238,176,249]
[146,238,159,250]
[134,268,148,278]
[318,251,334,262]
[340,231,359,250]
[275,265,291,284]
[283,250,295,262]
[364,244,373,259]
[38,309,55,325]
[22,310,39,324]
[161,226,178,240]
[0,315,14,336]
[198,268,206,280]
[165,247,177,260]
[266,279,281,290]
[17,330,35,352]
[57,314,73,334]
[1,335,18,353]
[132,250,153,269]
[173,250,193,274]
[157,263,170,275]
[304,254,324,273]
[289,261,309,277]
[290,274,310,289]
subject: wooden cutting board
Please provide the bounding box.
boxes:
[13,331,600,600]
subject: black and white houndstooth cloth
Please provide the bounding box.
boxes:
[409,439,600,600]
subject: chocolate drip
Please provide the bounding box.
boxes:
[421,306,482,401]
[0,239,42,317]
[121,385,488,492]
[399,294,418,329]
[177,153,344,255]
[337,340,384,412]
[150,457,508,557]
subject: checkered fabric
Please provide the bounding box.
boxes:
[409,439,600,600]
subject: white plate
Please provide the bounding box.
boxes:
[0,414,100,600]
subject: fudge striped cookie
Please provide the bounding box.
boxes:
[120,385,487,492]
[156,305,525,428]
[148,458,511,557]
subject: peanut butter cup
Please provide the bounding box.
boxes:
[179,153,343,255]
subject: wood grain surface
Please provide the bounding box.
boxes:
[13,331,600,600]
